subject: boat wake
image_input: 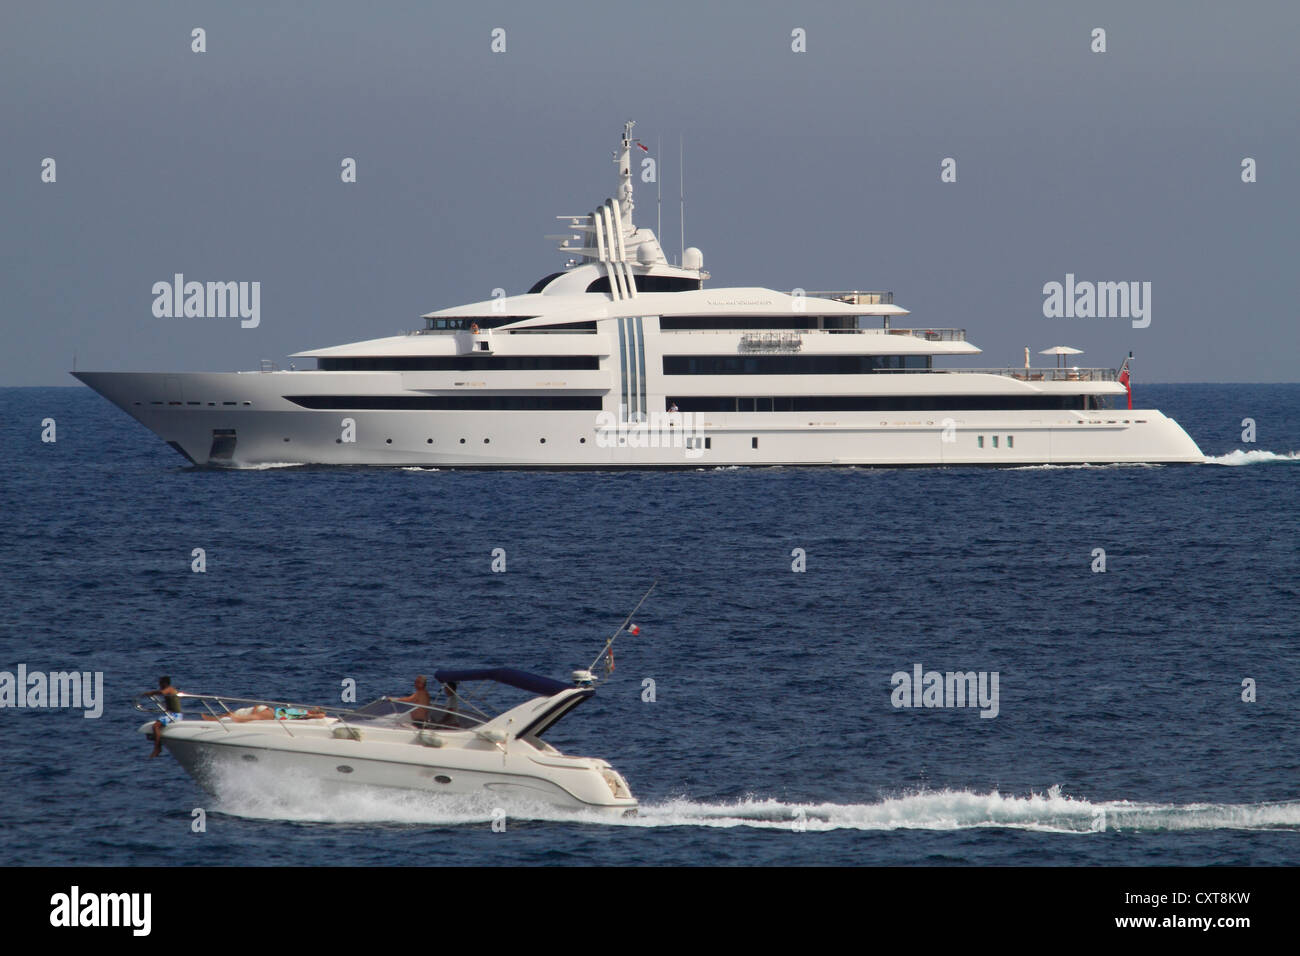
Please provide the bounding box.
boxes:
[1202,449,1300,466]
[207,772,1300,833]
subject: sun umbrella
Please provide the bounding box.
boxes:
[1039,345,1083,369]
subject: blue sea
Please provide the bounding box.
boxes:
[1,384,1297,866]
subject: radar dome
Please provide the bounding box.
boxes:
[682,247,703,271]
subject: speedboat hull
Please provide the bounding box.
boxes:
[145,718,637,815]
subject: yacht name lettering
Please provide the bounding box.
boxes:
[151,274,261,328]
[49,886,151,936]
[1042,274,1151,328]
[890,663,999,718]
[0,665,103,717]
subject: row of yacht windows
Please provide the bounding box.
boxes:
[317,356,600,372]
[286,395,603,411]
[673,395,1094,412]
[659,315,859,331]
[663,355,930,375]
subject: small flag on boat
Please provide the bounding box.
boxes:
[629,623,641,636]
[605,647,616,674]
[1118,356,1132,409]
[635,141,649,153]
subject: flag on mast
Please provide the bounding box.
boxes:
[1118,356,1132,409]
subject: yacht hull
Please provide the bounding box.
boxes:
[78,370,1204,467]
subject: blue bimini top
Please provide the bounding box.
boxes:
[432,668,571,696]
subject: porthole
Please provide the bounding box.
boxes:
[434,774,451,785]
[580,437,586,444]
[283,437,290,442]
[241,754,257,762]
[539,438,546,444]
[459,438,466,444]
[385,439,392,444]
[335,438,342,444]
[426,438,433,444]
[483,438,490,444]
[336,765,354,774]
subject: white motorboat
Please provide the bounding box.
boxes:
[76,120,1203,467]
[136,667,637,816]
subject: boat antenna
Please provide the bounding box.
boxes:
[678,133,685,264]
[657,134,662,243]
[588,579,657,675]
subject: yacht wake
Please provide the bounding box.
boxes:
[1202,449,1300,466]
[205,771,1300,833]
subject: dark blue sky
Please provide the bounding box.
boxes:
[3,1,1296,383]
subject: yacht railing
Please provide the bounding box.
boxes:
[665,327,967,342]
[804,290,894,305]
[938,366,1120,382]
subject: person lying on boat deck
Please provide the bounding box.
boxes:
[143,675,182,758]
[201,705,328,722]
[395,675,432,725]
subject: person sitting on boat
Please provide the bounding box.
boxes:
[396,675,432,726]
[435,681,461,729]
[143,675,183,758]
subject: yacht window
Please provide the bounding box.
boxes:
[318,356,599,372]
[751,437,758,449]
[663,355,929,374]
[1007,435,1014,448]
[526,272,565,294]
[977,435,984,448]
[992,435,999,448]
[287,396,603,411]
[668,395,1088,413]
[586,274,701,294]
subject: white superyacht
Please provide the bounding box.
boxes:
[76,122,1202,467]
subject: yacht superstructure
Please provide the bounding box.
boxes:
[76,121,1203,467]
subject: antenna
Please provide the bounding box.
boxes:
[587,580,657,675]
[656,134,662,243]
[679,133,685,264]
